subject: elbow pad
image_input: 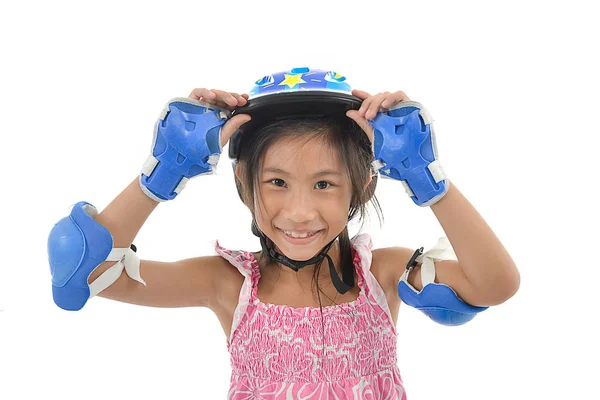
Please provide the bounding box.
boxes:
[48,201,145,311]
[397,237,489,326]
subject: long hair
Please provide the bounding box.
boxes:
[233,115,384,304]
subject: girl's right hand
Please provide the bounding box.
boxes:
[188,88,251,148]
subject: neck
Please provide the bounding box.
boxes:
[255,240,342,287]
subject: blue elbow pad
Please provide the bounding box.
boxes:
[48,201,145,311]
[397,237,489,326]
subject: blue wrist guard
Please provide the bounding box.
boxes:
[48,201,145,311]
[398,237,489,326]
[369,101,449,207]
[139,98,231,202]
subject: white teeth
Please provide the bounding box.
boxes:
[283,230,317,238]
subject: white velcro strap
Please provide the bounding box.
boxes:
[371,159,386,172]
[141,154,159,177]
[89,247,146,298]
[427,159,448,183]
[208,153,220,166]
[401,180,415,197]
[399,236,456,290]
[174,176,189,194]
[417,236,456,286]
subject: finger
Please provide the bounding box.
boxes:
[229,92,247,106]
[381,90,411,108]
[199,97,241,111]
[352,89,372,100]
[220,114,252,148]
[189,88,216,101]
[201,99,230,109]
[187,89,241,112]
[241,93,249,100]
[210,89,238,107]
[365,92,390,120]
[346,110,374,145]
[358,96,374,117]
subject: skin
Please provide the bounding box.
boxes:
[243,135,369,290]
[86,86,518,343]
[187,86,519,332]
[188,87,396,306]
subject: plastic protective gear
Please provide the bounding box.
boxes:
[48,201,145,311]
[398,237,489,326]
[369,101,449,207]
[228,67,363,294]
[228,67,362,160]
[140,97,231,202]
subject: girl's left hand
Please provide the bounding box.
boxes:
[346,89,411,144]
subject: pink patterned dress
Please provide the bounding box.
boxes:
[214,233,407,399]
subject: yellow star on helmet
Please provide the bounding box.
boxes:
[278,73,306,89]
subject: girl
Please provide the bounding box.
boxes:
[52,68,520,399]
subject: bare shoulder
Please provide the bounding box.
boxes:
[206,254,245,311]
[369,247,418,326]
[370,247,413,292]
[204,254,248,340]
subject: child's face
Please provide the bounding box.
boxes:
[255,135,352,261]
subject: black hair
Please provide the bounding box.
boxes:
[232,115,384,358]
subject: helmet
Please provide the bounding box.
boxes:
[228,67,363,294]
[228,67,362,159]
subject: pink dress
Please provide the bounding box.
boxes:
[214,233,407,399]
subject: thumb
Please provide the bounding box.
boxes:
[220,114,252,149]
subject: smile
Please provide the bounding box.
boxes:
[278,228,323,245]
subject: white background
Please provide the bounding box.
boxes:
[1,0,598,398]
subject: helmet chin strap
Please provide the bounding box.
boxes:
[251,220,354,294]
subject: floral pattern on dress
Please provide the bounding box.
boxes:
[215,233,407,399]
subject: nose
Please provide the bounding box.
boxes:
[281,189,318,223]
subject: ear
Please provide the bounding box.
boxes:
[235,163,243,182]
[363,173,372,191]
[233,163,249,207]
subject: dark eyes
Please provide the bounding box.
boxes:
[269,179,333,190]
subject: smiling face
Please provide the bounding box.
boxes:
[254,135,353,261]
[233,116,380,278]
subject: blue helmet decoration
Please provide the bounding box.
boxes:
[228,67,363,160]
[247,67,353,98]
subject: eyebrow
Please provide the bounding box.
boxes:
[262,167,343,178]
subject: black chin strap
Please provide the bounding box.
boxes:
[252,221,354,294]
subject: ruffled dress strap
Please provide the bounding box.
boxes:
[213,240,258,345]
[351,233,397,335]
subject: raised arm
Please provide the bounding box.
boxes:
[48,89,251,310]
